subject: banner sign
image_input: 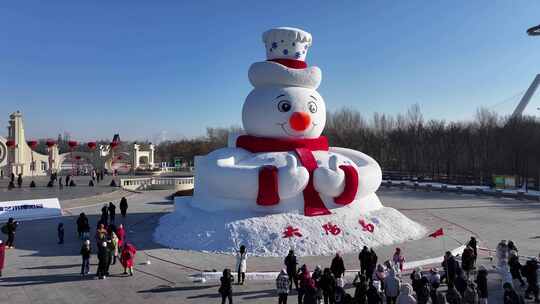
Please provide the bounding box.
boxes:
[0,198,61,222]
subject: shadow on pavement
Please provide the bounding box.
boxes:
[138,284,220,293]
[187,288,276,300]
[0,273,93,287]
[23,263,81,270]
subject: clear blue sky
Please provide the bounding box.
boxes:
[1,1,539,142]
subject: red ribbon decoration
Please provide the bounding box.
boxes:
[359,219,375,233]
[282,226,303,238]
[322,222,342,236]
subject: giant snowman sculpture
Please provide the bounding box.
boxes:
[155,27,426,256]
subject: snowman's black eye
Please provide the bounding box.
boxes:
[278,100,292,112]
[308,101,317,113]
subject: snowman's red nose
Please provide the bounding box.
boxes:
[289,112,311,131]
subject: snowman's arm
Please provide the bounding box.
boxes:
[329,147,382,198]
[196,148,259,199]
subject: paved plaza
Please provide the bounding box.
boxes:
[0,186,539,303]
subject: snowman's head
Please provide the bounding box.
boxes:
[243,27,326,139]
[242,85,326,139]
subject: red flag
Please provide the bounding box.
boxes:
[429,228,444,238]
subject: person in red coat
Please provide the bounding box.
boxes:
[116,224,126,249]
[121,243,136,276]
[0,240,5,277]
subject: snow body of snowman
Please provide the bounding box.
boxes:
[193,27,383,217]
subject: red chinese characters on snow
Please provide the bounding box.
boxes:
[282,226,302,238]
[322,222,342,236]
[359,219,375,233]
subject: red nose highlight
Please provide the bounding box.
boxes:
[289,112,311,131]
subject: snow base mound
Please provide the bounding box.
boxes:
[154,197,427,257]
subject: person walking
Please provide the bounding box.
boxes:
[319,268,336,304]
[297,264,311,304]
[3,218,17,249]
[367,248,378,281]
[100,204,108,226]
[80,239,91,276]
[475,266,488,304]
[503,282,523,304]
[443,251,459,285]
[17,173,22,188]
[330,252,346,279]
[120,197,128,218]
[359,246,370,276]
[429,268,441,304]
[65,174,70,187]
[461,246,475,278]
[463,281,478,304]
[58,177,63,189]
[116,224,126,249]
[446,283,462,304]
[396,283,417,304]
[108,202,116,224]
[236,245,247,285]
[467,237,478,265]
[76,213,87,239]
[96,224,107,244]
[384,268,401,304]
[393,248,405,273]
[284,249,298,290]
[110,232,119,265]
[367,280,383,304]
[57,223,64,244]
[524,258,539,303]
[219,268,234,304]
[121,243,136,276]
[96,241,109,279]
[276,269,290,304]
[352,272,368,304]
[416,277,431,304]
[508,250,525,287]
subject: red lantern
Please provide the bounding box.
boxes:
[6,140,15,148]
[110,141,119,149]
[87,142,97,150]
[75,156,81,160]
[27,140,38,149]
[68,141,78,149]
[46,140,56,148]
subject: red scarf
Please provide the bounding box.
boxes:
[236,135,358,216]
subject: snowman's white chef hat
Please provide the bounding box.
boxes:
[263,27,312,62]
[249,27,321,89]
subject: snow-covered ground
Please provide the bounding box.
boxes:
[154,196,427,257]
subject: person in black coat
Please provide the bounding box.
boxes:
[331,253,346,279]
[96,241,109,279]
[523,258,539,302]
[475,266,488,304]
[503,282,523,304]
[108,202,116,224]
[17,174,22,188]
[359,246,370,276]
[4,218,17,248]
[319,268,336,304]
[467,236,478,264]
[442,251,459,284]
[119,197,128,218]
[367,248,378,281]
[461,246,475,278]
[100,204,108,225]
[508,251,525,286]
[219,268,234,304]
[367,281,383,304]
[284,250,298,290]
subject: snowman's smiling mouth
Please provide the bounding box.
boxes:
[277,122,318,137]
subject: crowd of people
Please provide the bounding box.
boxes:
[218,238,540,304]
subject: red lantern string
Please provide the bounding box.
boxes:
[46,140,56,148]
[87,142,97,150]
[6,140,15,148]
